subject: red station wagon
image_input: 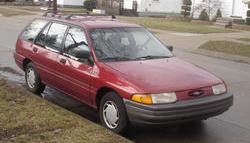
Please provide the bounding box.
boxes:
[14,13,233,133]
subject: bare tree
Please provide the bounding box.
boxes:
[53,0,57,14]
[193,0,222,20]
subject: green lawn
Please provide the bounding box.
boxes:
[199,40,250,58]
[238,38,250,42]
[0,79,131,143]
[0,6,33,16]
[9,6,87,13]
[0,6,87,16]
[118,16,236,34]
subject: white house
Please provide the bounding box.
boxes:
[37,0,85,7]
[123,0,182,16]
[122,0,249,19]
[192,0,249,19]
[57,0,85,7]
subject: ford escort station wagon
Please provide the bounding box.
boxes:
[14,13,233,133]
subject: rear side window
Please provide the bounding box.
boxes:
[35,23,51,47]
[21,19,48,42]
[45,23,68,51]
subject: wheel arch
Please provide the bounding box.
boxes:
[22,58,32,70]
[96,87,117,109]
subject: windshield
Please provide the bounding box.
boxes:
[90,27,173,61]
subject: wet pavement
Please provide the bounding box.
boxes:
[1,15,250,143]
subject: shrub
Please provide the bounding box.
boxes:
[247,10,250,17]
[183,0,192,5]
[212,9,222,21]
[215,9,222,18]
[246,18,250,25]
[84,0,96,11]
[181,0,192,17]
[199,9,209,21]
[233,18,246,25]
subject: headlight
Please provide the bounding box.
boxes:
[212,84,226,95]
[131,93,177,105]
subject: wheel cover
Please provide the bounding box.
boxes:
[26,68,36,89]
[103,101,119,129]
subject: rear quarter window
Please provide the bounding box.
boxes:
[21,19,48,42]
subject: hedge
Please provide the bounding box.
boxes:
[246,18,250,25]
[199,9,209,21]
[247,10,250,17]
[83,0,96,11]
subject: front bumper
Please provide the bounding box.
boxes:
[124,93,233,126]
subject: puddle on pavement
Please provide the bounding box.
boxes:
[0,67,23,76]
[0,66,99,123]
[0,66,24,85]
[1,67,250,143]
[41,87,99,123]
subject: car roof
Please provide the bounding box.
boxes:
[38,14,141,30]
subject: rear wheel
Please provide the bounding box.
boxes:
[25,62,45,95]
[99,92,128,133]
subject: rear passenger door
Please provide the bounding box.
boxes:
[57,26,93,104]
[32,22,68,88]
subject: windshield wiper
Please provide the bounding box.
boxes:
[135,55,171,60]
[100,57,133,62]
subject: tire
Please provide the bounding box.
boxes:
[99,92,128,133]
[25,62,45,95]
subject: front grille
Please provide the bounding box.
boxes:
[177,86,213,100]
[188,90,205,97]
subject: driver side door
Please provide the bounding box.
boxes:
[57,26,93,105]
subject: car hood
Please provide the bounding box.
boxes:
[103,57,222,93]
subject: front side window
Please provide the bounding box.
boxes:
[64,27,89,58]
[90,27,173,61]
[45,23,68,51]
[21,19,48,42]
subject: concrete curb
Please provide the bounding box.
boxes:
[193,49,250,64]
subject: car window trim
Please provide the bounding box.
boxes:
[45,22,69,53]
[21,19,49,43]
[61,25,94,66]
[33,20,94,66]
[62,25,89,53]
[33,21,52,47]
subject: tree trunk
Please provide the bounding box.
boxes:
[48,0,52,8]
[53,0,57,14]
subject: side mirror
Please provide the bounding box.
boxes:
[73,47,91,60]
[166,45,173,52]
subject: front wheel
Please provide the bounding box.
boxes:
[25,62,45,95]
[99,92,128,133]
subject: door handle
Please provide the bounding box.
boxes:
[59,58,66,64]
[33,47,38,53]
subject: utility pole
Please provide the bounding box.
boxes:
[53,0,57,14]
[232,0,235,16]
[192,0,196,18]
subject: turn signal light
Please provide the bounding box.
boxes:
[131,94,153,105]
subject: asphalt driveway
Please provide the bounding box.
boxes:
[1,15,250,143]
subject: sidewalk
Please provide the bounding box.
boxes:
[154,29,250,64]
[154,28,250,51]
